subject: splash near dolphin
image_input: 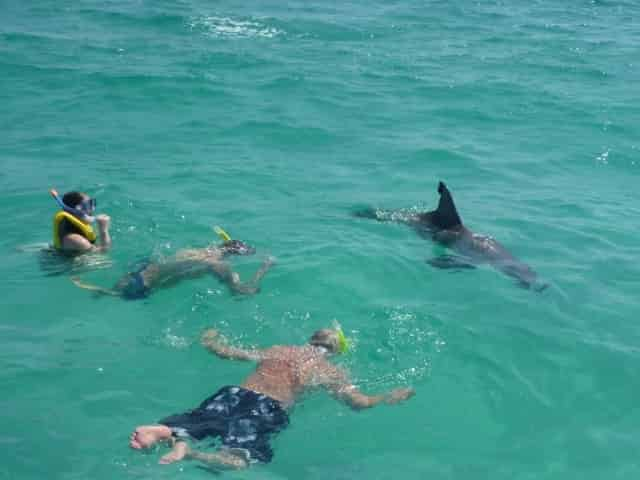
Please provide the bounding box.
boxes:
[354,181,546,291]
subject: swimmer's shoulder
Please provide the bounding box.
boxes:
[262,345,293,356]
[260,345,313,363]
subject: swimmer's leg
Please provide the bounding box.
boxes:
[159,440,191,465]
[71,277,121,296]
[187,448,249,470]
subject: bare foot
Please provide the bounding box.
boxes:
[129,425,172,449]
[159,441,190,464]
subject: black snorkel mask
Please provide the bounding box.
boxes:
[222,239,256,256]
[213,226,256,256]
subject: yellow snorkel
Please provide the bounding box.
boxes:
[330,320,350,354]
[336,327,350,354]
[214,225,232,242]
[213,226,256,255]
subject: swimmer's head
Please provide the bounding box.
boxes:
[309,328,349,355]
[62,191,96,218]
[221,239,256,256]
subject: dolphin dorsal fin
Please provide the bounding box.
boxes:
[432,181,462,229]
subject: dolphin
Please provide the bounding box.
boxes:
[355,181,546,291]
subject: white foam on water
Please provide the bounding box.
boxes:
[161,327,190,349]
[596,148,610,165]
[189,15,283,39]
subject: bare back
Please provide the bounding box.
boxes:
[241,346,342,408]
[140,248,226,288]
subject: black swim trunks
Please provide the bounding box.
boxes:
[121,261,151,300]
[159,386,289,463]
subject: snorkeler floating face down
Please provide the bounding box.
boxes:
[71,226,273,299]
[129,326,412,468]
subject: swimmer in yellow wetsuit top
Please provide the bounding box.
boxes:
[51,189,112,254]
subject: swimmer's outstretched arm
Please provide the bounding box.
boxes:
[201,329,263,362]
[333,385,415,410]
[248,256,275,287]
[209,257,275,295]
[322,364,415,410]
[70,276,120,296]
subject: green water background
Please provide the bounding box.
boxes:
[1,1,639,478]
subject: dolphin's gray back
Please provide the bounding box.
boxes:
[459,233,540,288]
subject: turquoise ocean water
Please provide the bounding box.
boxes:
[2,1,639,478]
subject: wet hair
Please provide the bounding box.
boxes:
[62,191,86,208]
[309,329,339,354]
[221,240,256,256]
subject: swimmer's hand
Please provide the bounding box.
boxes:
[96,214,111,230]
[201,329,220,347]
[385,388,415,405]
